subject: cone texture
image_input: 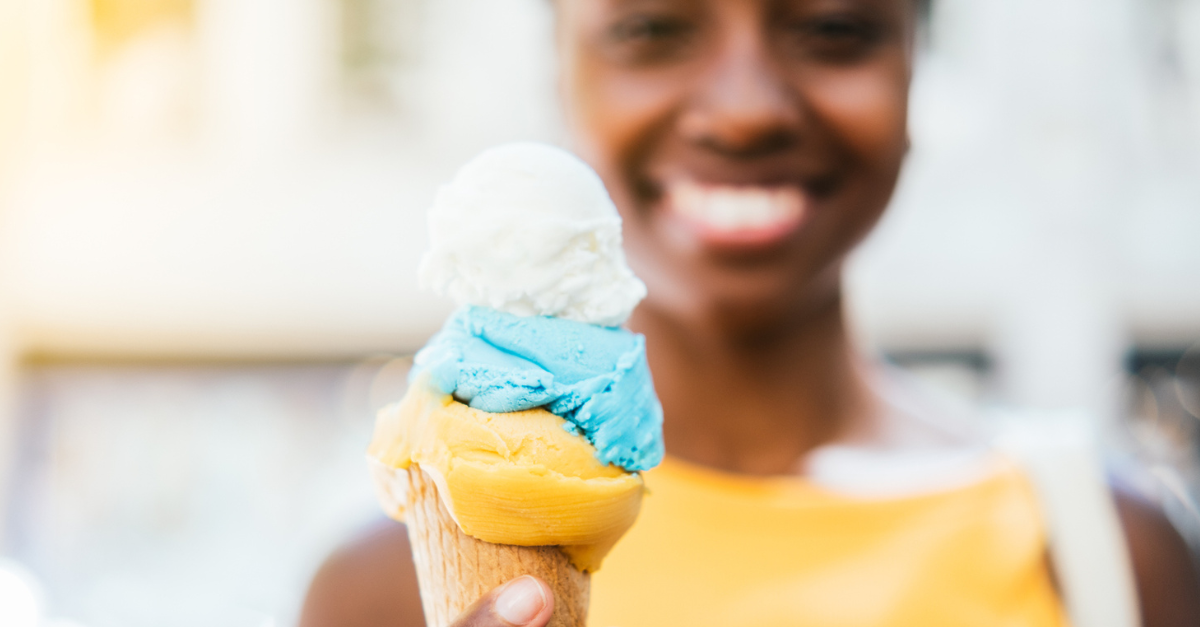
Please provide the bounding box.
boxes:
[401,465,590,627]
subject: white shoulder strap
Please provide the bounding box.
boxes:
[994,410,1141,627]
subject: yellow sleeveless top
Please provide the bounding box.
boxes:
[590,456,1069,627]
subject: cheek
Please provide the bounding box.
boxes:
[562,58,686,193]
[796,61,911,263]
[801,62,909,174]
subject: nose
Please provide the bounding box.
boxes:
[678,28,802,158]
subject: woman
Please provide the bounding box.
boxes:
[301,0,1200,625]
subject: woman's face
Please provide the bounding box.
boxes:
[559,0,914,335]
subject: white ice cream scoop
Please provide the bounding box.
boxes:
[418,142,646,327]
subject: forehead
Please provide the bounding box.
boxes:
[553,0,921,35]
[554,0,921,13]
[553,0,921,53]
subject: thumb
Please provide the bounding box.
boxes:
[452,576,555,627]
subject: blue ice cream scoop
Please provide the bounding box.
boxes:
[412,305,664,472]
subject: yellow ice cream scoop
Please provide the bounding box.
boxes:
[368,377,645,572]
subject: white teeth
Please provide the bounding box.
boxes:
[667,181,806,232]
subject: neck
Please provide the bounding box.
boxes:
[630,291,874,476]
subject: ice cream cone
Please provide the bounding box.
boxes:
[372,462,590,627]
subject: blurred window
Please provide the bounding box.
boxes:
[4,357,411,626]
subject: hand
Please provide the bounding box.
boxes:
[450,576,555,627]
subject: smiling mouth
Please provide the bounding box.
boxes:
[663,180,809,249]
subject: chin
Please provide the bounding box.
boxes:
[636,257,846,344]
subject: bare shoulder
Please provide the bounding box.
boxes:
[299,517,426,627]
[1112,486,1200,627]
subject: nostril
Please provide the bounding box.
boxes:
[678,85,802,158]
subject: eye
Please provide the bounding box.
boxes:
[810,18,869,40]
[789,14,883,62]
[603,13,696,64]
[609,14,691,43]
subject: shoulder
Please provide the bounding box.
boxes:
[1112,485,1200,627]
[299,517,425,627]
[977,406,1200,625]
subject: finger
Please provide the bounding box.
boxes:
[492,576,555,627]
[451,576,555,627]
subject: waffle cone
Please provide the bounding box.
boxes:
[378,463,590,627]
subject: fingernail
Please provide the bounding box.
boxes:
[495,576,547,625]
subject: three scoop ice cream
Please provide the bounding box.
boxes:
[368,142,664,578]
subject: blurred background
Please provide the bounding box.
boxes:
[0,0,1198,624]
